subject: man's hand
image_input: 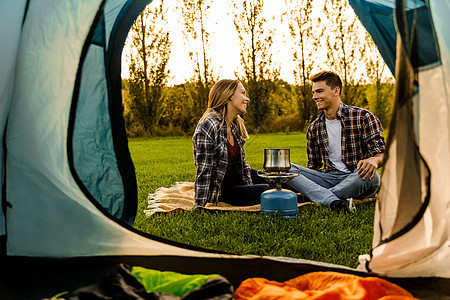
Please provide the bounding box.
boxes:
[357,153,384,180]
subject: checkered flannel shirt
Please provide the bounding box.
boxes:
[306,102,385,172]
[193,115,252,206]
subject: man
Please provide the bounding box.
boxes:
[288,71,385,212]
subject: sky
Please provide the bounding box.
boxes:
[121,0,388,86]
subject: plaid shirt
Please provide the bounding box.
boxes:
[193,115,252,206]
[306,102,385,172]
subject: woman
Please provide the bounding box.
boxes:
[192,79,269,207]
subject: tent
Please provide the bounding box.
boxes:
[0,0,448,299]
[349,0,450,280]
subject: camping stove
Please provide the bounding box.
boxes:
[258,149,299,219]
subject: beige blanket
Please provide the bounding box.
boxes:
[144,182,375,216]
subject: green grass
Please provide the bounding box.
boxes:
[130,133,375,268]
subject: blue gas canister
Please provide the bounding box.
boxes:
[258,148,299,219]
[260,187,297,219]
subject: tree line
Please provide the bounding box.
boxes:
[122,0,394,137]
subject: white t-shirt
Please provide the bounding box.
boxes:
[325,118,350,173]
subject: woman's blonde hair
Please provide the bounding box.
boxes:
[198,79,249,140]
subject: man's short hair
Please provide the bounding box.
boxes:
[310,71,342,95]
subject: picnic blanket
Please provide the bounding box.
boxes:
[234,271,418,300]
[144,182,375,216]
[144,182,277,215]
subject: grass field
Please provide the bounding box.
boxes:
[129,133,375,268]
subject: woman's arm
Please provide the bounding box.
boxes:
[193,123,215,206]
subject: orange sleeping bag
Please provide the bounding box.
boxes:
[235,271,418,300]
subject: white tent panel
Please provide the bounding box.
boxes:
[429,1,450,138]
[0,0,28,237]
[361,40,450,278]
[4,0,221,258]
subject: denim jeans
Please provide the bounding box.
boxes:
[220,169,271,206]
[287,164,380,206]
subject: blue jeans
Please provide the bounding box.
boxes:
[287,164,380,206]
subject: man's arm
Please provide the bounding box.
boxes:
[357,152,384,180]
[306,122,323,170]
[358,110,385,180]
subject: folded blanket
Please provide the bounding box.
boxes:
[144,182,375,215]
[234,271,418,300]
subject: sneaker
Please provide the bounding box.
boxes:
[330,198,356,213]
[347,198,356,213]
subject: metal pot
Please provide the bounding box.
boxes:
[263,148,291,172]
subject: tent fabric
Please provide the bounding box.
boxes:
[349,0,450,278]
[74,34,127,220]
[349,0,439,75]
[72,0,135,223]
[0,0,28,238]
[0,0,449,298]
[2,0,230,258]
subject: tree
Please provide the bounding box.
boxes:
[320,0,364,105]
[159,84,198,134]
[179,0,214,117]
[232,0,279,130]
[126,0,171,134]
[363,32,394,127]
[283,0,318,131]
